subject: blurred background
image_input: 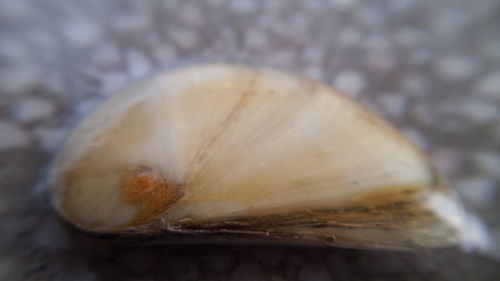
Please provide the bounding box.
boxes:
[0,0,499,280]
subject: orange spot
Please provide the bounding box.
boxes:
[120,166,171,225]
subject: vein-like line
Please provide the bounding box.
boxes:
[187,70,260,183]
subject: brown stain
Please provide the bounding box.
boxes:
[120,166,172,225]
[175,184,441,232]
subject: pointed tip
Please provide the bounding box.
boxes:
[424,192,491,251]
[459,214,491,253]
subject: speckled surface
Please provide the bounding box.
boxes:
[1,0,500,280]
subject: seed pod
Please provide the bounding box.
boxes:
[51,64,476,250]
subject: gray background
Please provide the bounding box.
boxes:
[1,0,499,280]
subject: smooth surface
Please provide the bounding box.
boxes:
[52,64,466,249]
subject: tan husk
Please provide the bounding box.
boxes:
[51,64,471,250]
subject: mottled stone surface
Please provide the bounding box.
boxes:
[0,0,499,280]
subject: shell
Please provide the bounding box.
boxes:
[51,64,471,250]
